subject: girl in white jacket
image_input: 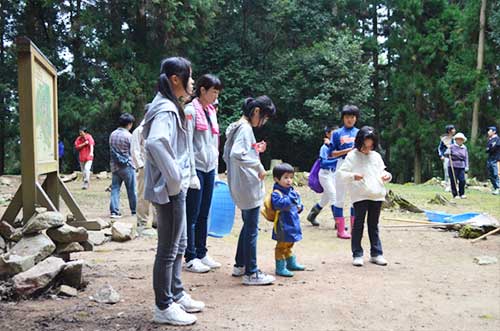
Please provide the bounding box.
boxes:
[337,126,392,267]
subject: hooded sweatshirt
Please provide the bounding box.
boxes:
[223,119,265,210]
[142,93,191,205]
[185,99,219,173]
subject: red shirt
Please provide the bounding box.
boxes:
[74,133,95,162]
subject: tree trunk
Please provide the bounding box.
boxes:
[414,92,424,184]
[0,0,6,175]
[471,0,487,144]
[372,1,380,133]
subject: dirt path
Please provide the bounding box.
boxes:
[1,176,499,331]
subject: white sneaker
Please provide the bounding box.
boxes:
[200,255,221,269]
[176,292,205,313]
[242,270,275,286]
[352,257,364,267]
[232,266,245,277]
[370,255,388,266]
[185,258,210,273]
[153,302,197,325]
[492,189,499,195]
[460,195,467,199]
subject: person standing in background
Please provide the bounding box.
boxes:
[437,125,456,192]
[131,105,157,228]
[486,126,500,195]
[74,127,95,190]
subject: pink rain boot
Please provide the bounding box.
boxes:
[335,217,351,239]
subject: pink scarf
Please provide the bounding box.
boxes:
[192,98,219,135]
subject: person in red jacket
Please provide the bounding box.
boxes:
[74,127,95,189]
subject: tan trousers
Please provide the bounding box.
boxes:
[275,242,294,260]
[136,167,156,227]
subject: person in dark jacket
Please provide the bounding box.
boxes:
[486,126,500,195]
[437,124,456,192]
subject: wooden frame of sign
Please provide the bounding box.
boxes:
[1,37,87,225]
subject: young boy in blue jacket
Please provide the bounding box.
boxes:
[271,163,306,277]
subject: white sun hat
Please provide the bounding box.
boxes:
[454,132,467,142]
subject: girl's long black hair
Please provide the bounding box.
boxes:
[194,74,223,98]
[158,57,191,122]
[354,126,378,151]
[242,95,276,125]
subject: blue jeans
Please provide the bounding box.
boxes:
[487,159,499,189]
[352,200,383,258]
[185,169,215,262]
[110,166,137,215]
[448,167,466,197]
[235,206,260,275]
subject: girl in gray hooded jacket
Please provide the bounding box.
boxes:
[223,96,277,286]
[142,57,204,326]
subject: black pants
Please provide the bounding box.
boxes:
[448,167,465,197]
[351,200,383,258]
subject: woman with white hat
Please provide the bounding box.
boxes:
[445,132,469,199]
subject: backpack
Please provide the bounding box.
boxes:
[308,158,324,193]
[261,189,282,223]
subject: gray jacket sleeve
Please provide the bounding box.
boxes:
[144,112,182,196]
[230,125,265,173]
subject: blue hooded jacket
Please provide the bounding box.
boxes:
[271,183,303,243]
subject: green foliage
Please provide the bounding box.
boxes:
[0,0,498,183]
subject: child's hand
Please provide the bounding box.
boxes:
[381,174,391,182]
[256,141,267,153]
[354,174,364,181]
[323,138,330,145]
[258,170,267,180]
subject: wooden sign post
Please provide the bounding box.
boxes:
[1,37,87,224]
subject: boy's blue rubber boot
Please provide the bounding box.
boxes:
[275,259,294,277]
[286,256,305,271]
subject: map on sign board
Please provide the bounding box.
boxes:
[34,60,55,163]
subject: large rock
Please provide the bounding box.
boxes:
[13,257,65,296]
[0,221,15,239]
[87,231,110,246]
[112,222,137,242]
[68,218,110,231]
[47,224,88,243]
[60,260,85,288]
[0,254,35,276]
[56,242,84,254]
[91,284,120,304]
[22,211,64,235]
[10,233,55,264]
[59,285,78,297]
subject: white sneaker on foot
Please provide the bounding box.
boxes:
[185,258,210,273]
[176,292,205,313]
[153,302,197,325]
[232,266,245,277]
[242,270,275,285]
[200,255,221,269]
[370,255,388,266]
[460,195,467,199]
[492,189,499,195]
[352,256,364,267]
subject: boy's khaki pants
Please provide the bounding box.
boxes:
[136,167,156,227]
[275,242,294,260]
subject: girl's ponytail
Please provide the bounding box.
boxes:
[157,57,192,123]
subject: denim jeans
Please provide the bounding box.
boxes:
[235,206,260,275]
[448,167,466,197]
[185,169,215,262]
[352,200,383,258]
[153,192,187,310]
[110,166,137,215]
[487,159,499,189]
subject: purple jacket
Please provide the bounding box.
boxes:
[446,144,469,169]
